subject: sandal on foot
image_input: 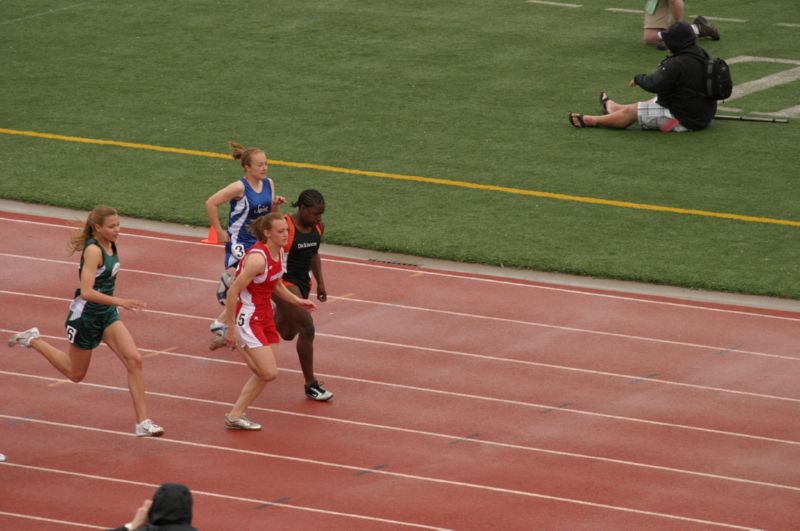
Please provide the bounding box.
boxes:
[599,91,610,114]
[569,112,588,128]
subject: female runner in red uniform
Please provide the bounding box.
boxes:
[222,212,316,430]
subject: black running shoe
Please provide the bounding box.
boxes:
[305,381,334,401]
[693,16,720,40]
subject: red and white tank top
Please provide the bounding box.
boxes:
[236,241,285,315]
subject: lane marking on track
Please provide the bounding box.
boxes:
[1,128,797,228]
[255,497,291,510]
[3,370,798,491]
[4,284,800,397]
[3,220,798,320]
[3,218,799,319]
[0,511,103,529]
[354,464,389,476]
[0,420,765,529]
[0,461,449,530]
[30,355,800,450]
[327,296,800,360]
[144,346,176,358]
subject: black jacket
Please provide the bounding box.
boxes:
[634,44,717,130]
[108,484,198,531]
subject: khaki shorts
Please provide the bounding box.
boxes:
[637,99,689,132]
[644,0,674,29]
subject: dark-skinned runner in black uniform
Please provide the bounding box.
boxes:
[273,189,333,401]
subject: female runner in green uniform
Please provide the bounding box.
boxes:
[7,205,164,437]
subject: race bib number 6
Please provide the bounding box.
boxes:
[66,326,77,343]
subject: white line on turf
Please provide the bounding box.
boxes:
[691,16,747,23]
[0,1,102,26]
[3,369,799,492]
[606,8,643,14]
[0,422,761,530]
[1,461,449,530]
[526,0,582,8]
[774,22,800,28]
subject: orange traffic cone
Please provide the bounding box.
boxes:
[201,227,220,244]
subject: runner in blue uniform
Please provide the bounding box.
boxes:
[205,142,285,347]
[274,189,333,401]
[7,205,164,437]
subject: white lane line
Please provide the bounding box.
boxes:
[333,296,800,360]
[526,0,582,7]
[0,511,103,529]
[0,419,760,530]
[4,288,799,369]
[0,252,216,284]
[8,319,799,408]
[4,217,797,321]
[0,282,800,386]
[4,341,800,448]
[4,369,798,493]
[0,461,449,530]
[0,0,101,26]
[323,259,800,321]
[320,333,800,403]
[775,22,800,28]
[4,281,800,369]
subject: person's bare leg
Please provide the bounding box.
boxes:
[229,344,278,419]
[29,338,92,383]
[103,321,148,423]
[571,103,638,129]
[668,0,685,23]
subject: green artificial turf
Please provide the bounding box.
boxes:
[1,0,798,298]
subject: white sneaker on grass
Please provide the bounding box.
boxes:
[135,419,165,437]
[7,328,40,348]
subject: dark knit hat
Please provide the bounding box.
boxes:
[659,21,696,52]
[147,483,193,525]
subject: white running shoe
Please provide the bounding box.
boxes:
[135,419,165,437]
[210,320,228,336]
[0,453,6,462]
[305,381,334,401]
[224,414,261,431]
[7,328,40,348]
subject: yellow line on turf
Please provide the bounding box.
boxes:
[2,127,798,228]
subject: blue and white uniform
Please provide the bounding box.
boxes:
[225,178,273,268]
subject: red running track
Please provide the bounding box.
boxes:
[1,211,799,530]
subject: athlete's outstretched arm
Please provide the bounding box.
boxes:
[274,281,317,311]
